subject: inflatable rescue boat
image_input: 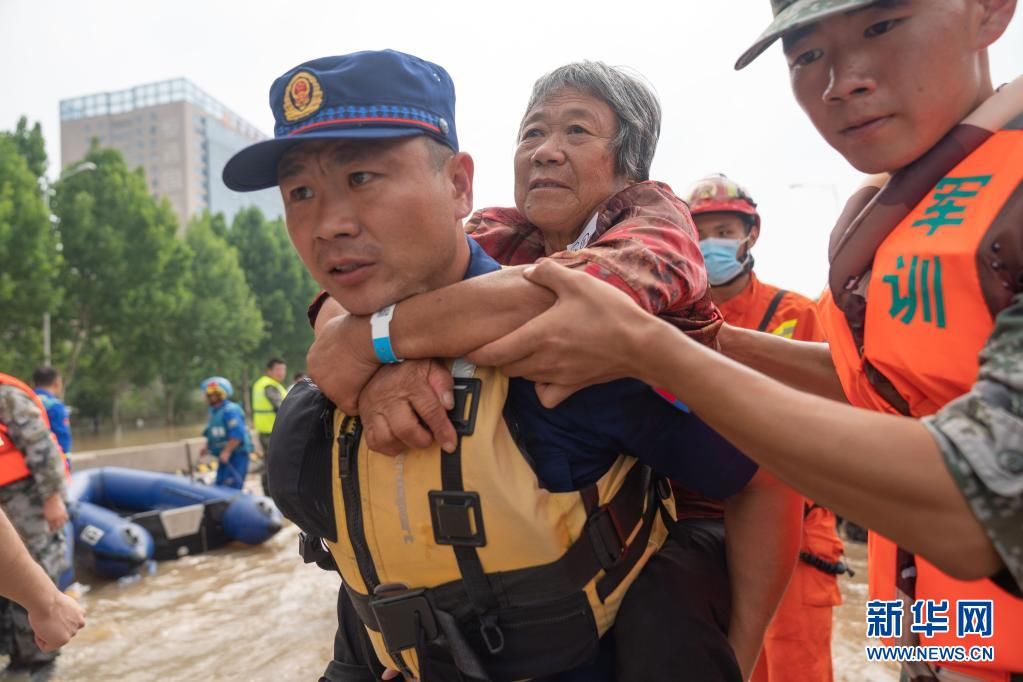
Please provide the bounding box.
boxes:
[67,467,283,579]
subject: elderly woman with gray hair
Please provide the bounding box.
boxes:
[466,61,720,344]
[307,61,800,681]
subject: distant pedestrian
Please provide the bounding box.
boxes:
[252,359,287,494]
[32,367,71,457]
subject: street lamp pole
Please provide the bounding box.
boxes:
[43,313,51,366]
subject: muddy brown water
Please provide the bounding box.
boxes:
[73,423,207,453]
[22,523,895,681]
[831,541,900,681]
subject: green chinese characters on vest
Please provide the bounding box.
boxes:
[912,175,991,236]
[881,255,947,329]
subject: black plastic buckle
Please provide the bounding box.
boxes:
[370,586,438,655]
[587,507,626,571]
[298,532,337,571]
[429,491,487,547]
[448,378,482,436]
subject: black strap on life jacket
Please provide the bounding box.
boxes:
[756,289,788,332]
[430,377,506,658]
[345,455,661,681]
[338,416,381,591]
[337,416,416,679]
[340,377,666,681]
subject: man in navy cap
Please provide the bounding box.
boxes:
[224,50,792,681]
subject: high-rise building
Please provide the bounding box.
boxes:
[60,78,282,232]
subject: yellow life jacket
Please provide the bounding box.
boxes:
[252,374,287,435]
[324,364,674,681]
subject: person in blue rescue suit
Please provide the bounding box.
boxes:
[222,50,801,682]
[0,372,71,674]
[462,1,1023,680]
[32,367,71,458]
[199,377,251,490]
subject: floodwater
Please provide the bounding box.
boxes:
[48,523,339,682]
[831,542,899,681]
[20,519,895,681]
[73,423,207,453]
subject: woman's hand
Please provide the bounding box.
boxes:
[359,359,457,454]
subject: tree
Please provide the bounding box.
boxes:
[0,134,60,378]
[157,213,264,422]
[228,206,318,375]
[8,116,47,180]
[51,142,183,421]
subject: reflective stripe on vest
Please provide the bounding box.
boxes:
[824,123,1023,677]
[252,375,286,435]
[0,373,68,486]
[325,364,671,679]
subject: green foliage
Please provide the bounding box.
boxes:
[51,142,183,413]
[228,206,318,374]
[63,335,121,418]
[2,120,319,428]
[9,117,47,179]
[0,134,60,378]
[156,212,264,419]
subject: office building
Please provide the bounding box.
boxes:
[60,78,281,231]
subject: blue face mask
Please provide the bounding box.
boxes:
[700,237,752,286]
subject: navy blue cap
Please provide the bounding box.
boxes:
[223,49,458,192]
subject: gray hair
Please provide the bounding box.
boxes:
[522,61,661,182]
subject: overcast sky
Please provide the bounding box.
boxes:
[2,0,1020,296]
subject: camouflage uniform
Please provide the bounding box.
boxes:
[924,292,1023,593]
[0,384,68,666]
[734,0,880,70]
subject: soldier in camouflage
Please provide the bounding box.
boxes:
[925,299,1023,593]
[0,380,70,672]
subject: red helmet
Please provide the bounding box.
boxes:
[683,173,760,230]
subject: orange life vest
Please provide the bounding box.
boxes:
[821,96,1023,679]
[0,373,68,487]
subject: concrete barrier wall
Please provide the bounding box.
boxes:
[72,437,210,474]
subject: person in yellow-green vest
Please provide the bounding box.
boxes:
[252,358,287,494]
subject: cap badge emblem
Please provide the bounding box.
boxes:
[283,71,324,122]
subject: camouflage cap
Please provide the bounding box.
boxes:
[735,0,879,70]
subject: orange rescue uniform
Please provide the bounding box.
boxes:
[719,274,845,682]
